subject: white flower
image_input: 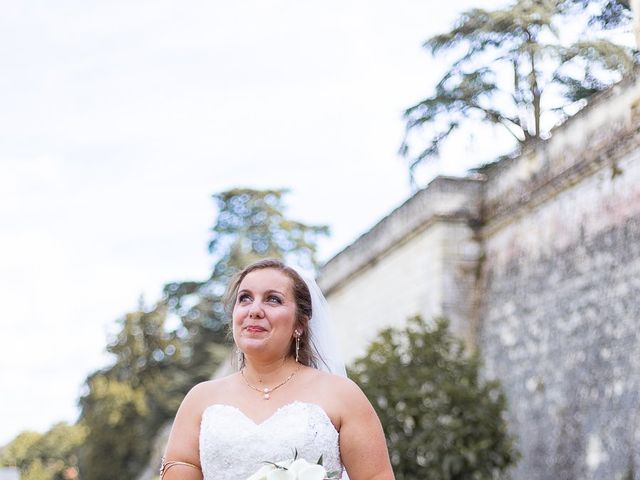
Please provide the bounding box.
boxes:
[266,469,296,480]
[247,464,277,480]
[247,457,329,480]
[297,463,327,480]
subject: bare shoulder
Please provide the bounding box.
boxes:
[164,374,239,464]
[316,370,368,401]
[314,372,395,478]
[181,374,238,412]
[312,372,393,480]
[306,370,372,419]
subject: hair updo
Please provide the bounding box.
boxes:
[225,258,318,368]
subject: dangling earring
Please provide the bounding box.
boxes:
[236,348,244,369]
[295,332,301,363]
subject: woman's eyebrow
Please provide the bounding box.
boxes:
[237,288,284,295]
[264,289,285,296]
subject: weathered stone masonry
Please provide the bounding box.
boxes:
[480,75,640,479]
[320,74,640,479]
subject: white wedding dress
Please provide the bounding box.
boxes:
[199,401,344,479]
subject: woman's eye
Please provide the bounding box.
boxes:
[237,294,251,303]
[267,295,283,304]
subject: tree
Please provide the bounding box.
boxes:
[78,306,188,480]
[79,375,150,480]
[0,431,42,472]
[565,0,632,29]
[104,305,191,419]
[350,317,518,480]
[0,423,86,480]
[400,0,636,181]
[76,187,329,480]
[162,188,329,385]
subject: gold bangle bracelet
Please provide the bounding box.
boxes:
[160,457,201,479]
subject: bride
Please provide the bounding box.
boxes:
[161,258,395,479]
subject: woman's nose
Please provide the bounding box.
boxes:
[248,302,264,318]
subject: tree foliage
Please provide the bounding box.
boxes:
[77,307,186,480]
[563,0,632,29]
[3,188,327,479]
[162,188,329,384]
[401,0,636,179]
[0,423,86,480]
[208,188,329,276]
[350,317,518,480]
[73,187,328,480]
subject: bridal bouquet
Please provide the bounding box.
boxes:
[247,456,339,480]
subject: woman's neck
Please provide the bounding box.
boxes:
[242,356,298,384]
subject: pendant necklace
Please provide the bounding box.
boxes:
[241,366,298,400]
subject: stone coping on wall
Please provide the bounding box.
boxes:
[318,74,640,295]
[318,176,483,295]
[483,74,640,229]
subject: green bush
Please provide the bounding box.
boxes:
[350,317,519,480]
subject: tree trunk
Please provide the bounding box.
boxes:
[529,37,541,138]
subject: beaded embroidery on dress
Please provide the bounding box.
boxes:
[199,401,344,479]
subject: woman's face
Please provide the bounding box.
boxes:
[232,268,298,361]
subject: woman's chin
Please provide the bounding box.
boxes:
[238,337,270,354]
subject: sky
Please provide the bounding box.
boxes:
[0,0,512,445]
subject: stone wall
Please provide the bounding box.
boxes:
[320,73,640,478]
[479,75,640,479]
[319,177,483,362]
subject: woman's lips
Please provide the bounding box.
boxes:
[245,325,267,333]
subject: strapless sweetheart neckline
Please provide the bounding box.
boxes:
[199,400,344,479]
[202,401,339,432]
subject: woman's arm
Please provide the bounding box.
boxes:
[162,384,206,480]
[338,379,395,480]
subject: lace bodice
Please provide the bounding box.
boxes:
[199,401,343,479]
